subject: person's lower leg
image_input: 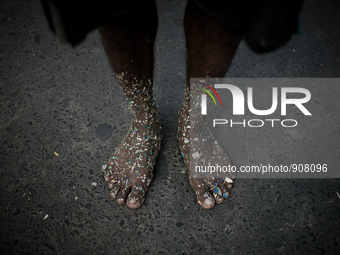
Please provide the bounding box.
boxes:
[99,1,160,209]
[179,0,241,209]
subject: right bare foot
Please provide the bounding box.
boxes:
[105,105,161,209]
[104,76,162,209]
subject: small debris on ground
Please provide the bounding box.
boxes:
[43,214,48,220]
[54,152,59,156]
[91,182,97,187]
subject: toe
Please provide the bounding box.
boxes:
[110,182,120,198]
[126,197,144,209]
[108,178,119,189]
[105,174,111,182]
[104,166,113,182]
[198,192,215,209]
[116,182,131,204]
[212,186,224,204]
[216,178,230,200]
[104,162,118,182]
[202,179,225,204]
[193,182,215,209]
[126,180,149,209]
[126,190,145,209]
[223,176,234,190]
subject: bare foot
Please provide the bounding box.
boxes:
[178,88,234,209]
[105,108,161,209]
[104,77,162,209]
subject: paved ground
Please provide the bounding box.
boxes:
[1,0,340,254]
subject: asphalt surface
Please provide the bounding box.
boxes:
[1,0,340,254]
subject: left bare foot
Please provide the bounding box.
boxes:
[178,88,234,209]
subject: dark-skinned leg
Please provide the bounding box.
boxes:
[179,0,241,209]
[99,1,160,209]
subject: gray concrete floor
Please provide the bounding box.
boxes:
[1,0,340,254]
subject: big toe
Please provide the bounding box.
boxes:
[126,196,144,209]
[126,185,147,209]
[194,185,216,209]
[200,196,215,209]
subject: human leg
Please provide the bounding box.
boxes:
[99,0,160,209]
[179,0,241,209]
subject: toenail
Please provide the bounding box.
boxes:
[128,198,137,204]
[204,198,213,206]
